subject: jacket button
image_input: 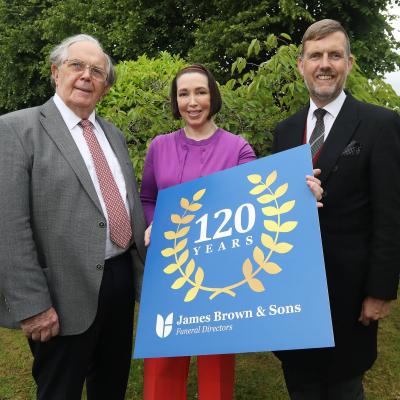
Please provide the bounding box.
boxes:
[99,221,106,228]
[332,165,339,172]
[96,264,104,271]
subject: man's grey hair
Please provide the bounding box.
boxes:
[299,19,351,58]
[49,34,116,87]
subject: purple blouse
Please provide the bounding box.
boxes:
[140,128,256,224]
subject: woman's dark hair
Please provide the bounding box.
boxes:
[170,64,222,120]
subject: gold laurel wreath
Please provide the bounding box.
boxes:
[161,171,297,302]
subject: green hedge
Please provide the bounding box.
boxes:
[97,41,400,181]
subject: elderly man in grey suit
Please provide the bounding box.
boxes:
[0,34,146,400]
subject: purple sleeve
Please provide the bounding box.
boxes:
[140,141,158,225]
[238,140,257,165]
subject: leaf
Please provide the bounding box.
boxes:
[265,33,278,50]
[171,214,182,224]
[249,184,266,195]
[261,233,275,250]
[279,200,296,214]
[279,221,298,232]
[253,246,265,265]
[248,278,265,292]
[281,33,292,41]
[274,242,293,254]
[163,263,179,274]
[247,174,262,184]
[164,312,173,325]
[171,276,187,289]
[231,60,237,75]
[177,250,189,266]
[175,226,190,238]
[254,39,261,55]
[257,193,275,204]
[247,38,258,57]
[192,189,206,201]
[156,314,165,338]
[264,220,279,232]
[262,262,282,275]
[184,286,200,302]
[161,247,175,257]
[195,267,204,285]
[185,259,195,277]
[242,258,253,278]
[180,198,190,209]
[175,238,188,252]
[237,57,247,73]
[164,231,176,240]
[187,203,202,211]
[181,215,195,224]
[274,183,288,198]
[265,170,277,188]
[262,206,279,216]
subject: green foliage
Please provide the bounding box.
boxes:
[97,52,186,178]
[0,0,51,113]
[0,0,400,112]
[95,38,400,182]
[189,0,400,81]
[188,0,313,81]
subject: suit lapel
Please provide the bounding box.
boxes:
[39,99,103,213]
[283,107,308,150]
[315,95,360,183]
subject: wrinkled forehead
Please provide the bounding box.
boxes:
[67,41,107,66]
[303,31,349,56]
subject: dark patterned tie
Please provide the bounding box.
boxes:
[309,108,327,158]
[80,119,132,249]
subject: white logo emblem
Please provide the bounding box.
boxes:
[156,313,174,338]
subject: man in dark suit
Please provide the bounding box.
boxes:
[273,19,400,399]
[0,34,146,399]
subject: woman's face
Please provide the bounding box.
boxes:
[176,72,211,129]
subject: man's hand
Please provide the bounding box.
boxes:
[20,307,60,342]
[358,296,392,326]
[306,168,324,208]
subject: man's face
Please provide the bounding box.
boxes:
[297,31,353,107]
[51,41,109,119]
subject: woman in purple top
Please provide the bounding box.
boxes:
[141,64,254,400]
[140,64,323,400]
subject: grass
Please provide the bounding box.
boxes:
[1,298,399,400]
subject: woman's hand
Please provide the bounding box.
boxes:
[144,223,152,247]
[306,169,323,208]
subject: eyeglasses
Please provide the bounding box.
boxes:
[63,59,108,83]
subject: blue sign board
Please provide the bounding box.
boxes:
[134,145,334,358]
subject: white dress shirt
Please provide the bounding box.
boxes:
[53,94,130,259]
[306,91,347,142]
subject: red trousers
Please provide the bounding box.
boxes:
[144,354,235,400]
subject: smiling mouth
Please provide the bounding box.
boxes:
[316,74,335,80]
[187,110,202,116]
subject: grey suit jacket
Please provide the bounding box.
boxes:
[0,99,146,335]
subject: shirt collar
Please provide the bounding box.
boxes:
[53,93,96,130]
[309,90,347,119]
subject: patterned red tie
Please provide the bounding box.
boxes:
[80,119,132,249]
